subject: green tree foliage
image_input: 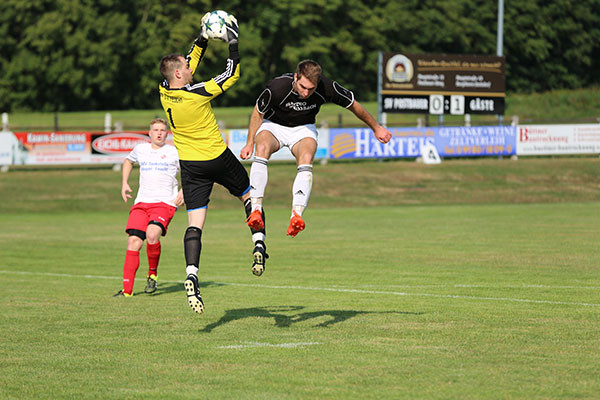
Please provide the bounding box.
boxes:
[505,0,600,92]
[0,0,598,111]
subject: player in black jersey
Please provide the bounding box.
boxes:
[240,60,392,243]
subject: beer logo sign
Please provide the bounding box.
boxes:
[92,133,150,154]
[386,54,413,83]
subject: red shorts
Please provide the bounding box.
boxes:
[125,202,177,236]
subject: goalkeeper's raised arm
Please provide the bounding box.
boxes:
[210,15,240,94]
[185,12,211,74]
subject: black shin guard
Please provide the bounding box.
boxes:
[244,198,252,217]
[184,227,202,267]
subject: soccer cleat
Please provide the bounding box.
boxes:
[184,275,205,315]
[113,290,132,298]
[144,274,158,294]
[286,211,305,237]
[251,243,269,277]
[245,209,264,230]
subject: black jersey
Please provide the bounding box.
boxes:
[255,73,355,127]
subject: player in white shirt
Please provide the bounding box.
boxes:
[114,118,184,297]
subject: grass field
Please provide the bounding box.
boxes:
[1,158,599,399]
[4,86,600,131]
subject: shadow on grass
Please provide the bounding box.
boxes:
[138,280,227,297]
[199,306,423,333]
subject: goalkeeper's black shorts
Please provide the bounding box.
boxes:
[180,147,250,210]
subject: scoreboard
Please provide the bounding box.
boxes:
[379,53,505,115]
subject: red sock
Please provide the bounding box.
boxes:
[123,250,140,295]
[146,242,161,277]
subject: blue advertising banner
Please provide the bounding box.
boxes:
[329,126,516,159]
[329,127,435,159]
[436,125,516,157]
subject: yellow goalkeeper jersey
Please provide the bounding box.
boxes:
[159,40,240,161]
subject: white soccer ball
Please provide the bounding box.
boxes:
[204,10,231,40]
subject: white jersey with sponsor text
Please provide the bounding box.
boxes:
[126,143,180,207]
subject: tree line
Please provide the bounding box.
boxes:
[0,0,598,112]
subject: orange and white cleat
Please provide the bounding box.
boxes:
[286,211,305,237]
[245,209,264,230]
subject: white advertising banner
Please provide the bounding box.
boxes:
[0,131,16,165]
[517,124,600,155]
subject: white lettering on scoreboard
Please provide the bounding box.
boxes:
[428,95,444,115]
[469,97,495,112]
[450,95,465,115]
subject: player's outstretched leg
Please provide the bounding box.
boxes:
[247,157,268,230]
[184,274,204,314]
[244,198,268,276]
[246,209,264,230]
[251,240,269,276]
[286,164,311,237]
[183,226,204,314]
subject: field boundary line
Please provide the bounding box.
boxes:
[216,342,322,349]
[1,269,599,307]
[356,283,600,290]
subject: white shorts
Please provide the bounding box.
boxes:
[257,120,318,151]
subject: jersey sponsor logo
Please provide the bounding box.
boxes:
[285,101,317,112]
[160,93,183,103]
[92,133,150,154]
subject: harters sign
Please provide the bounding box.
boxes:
[380,53,505,115]
[329,126,516,159]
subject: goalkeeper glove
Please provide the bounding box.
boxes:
[222,14,239,44]
[199,12,210,41]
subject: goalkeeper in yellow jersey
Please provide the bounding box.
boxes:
[159,13,266,316]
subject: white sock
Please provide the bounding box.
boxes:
[292,164,313,213]
[251,197,262,213]
[186,265,199,277]
[250,157,268,210]
[252,232,266,244]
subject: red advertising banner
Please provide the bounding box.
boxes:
[91,133,151,154]
[13,131,174,164]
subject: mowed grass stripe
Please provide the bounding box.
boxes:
[2,269,599,308]
[3,270,600,291]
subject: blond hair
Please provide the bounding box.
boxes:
[150,118,168,128]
